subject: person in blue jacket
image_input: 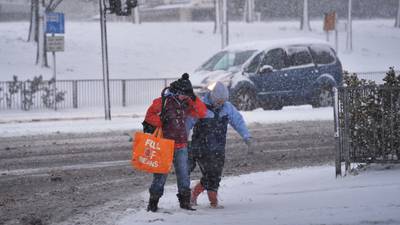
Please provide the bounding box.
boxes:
[187,81,252,208]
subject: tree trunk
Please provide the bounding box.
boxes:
[395,0,400,28]
[244,0,254,23]
[300,0,311,31]
[28,0,39,42]
[36,1,48,67]
[132,6,140,24]
[221,0,228,49]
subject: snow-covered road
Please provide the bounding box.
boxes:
[1,121,335,225]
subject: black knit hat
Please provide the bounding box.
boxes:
[169,73,194,96]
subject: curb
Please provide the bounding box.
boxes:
[0,114,142,124]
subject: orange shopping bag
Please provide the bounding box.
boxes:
[131,128,175,174]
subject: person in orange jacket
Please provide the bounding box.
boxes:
[142,73,207,212]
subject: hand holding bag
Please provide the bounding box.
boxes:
[131,128,175,174]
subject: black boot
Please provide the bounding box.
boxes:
[177,190,196,211]
[147,192,161,212]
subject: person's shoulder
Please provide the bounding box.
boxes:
[200,95,210,104]
[151,97,162,106]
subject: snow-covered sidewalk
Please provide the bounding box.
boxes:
[118,165,400,225]
[0,105,333,137]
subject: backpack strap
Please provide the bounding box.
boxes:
[160,87,169,124]
[206,104,219,119]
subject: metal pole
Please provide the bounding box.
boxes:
[343,88,351,175]
[134,6,140,24]
[214,0,220,34]
[333,87,341,177]
[99,0,111,120]
[396,0,400,28]
[52,33,57,111]
[221,0,228,49]
[335,28,338,53]
[243,0,247,22]
[347,0,353,51]
[302,0,311,31]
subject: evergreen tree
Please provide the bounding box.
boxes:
[6,76,22,109]
[41,78,66,109]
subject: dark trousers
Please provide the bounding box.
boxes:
[190,149,225,192]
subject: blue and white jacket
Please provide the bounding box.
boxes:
[187,93,251,152]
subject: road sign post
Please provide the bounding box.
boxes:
[46,12,65,111]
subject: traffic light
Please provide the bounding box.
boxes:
[107,0,138,16]
[124,0,138,15]
[108,0,122,14]
[126,0,138,9]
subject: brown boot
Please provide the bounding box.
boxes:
[207,191,223,208]
[191,182,205,206]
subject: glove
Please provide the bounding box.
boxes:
[124,132,133,142]
[244,138,253,154]
[189,91,197,101]
[244,137,252,147]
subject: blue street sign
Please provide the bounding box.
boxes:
[46,12,65,34]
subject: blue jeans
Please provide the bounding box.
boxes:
[149,147,190,196]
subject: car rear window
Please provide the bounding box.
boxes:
[309,45,336,65]
[286,46,313,67]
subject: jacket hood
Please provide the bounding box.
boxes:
[208,81,229,103]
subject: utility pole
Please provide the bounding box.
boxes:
[98,0,138,120]
[99,0,111,120]
[347,0,353,51]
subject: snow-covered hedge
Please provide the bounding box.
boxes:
[339,68,400,162]
[0,75,65,111]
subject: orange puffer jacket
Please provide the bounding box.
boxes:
[144,95,207,149]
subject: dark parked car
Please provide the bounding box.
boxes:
[191,38,343,110]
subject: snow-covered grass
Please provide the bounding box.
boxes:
[1,20,399,81]
[117,165,400,225]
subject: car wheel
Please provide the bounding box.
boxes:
[312,85,333,108]
[231,86,257,111]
